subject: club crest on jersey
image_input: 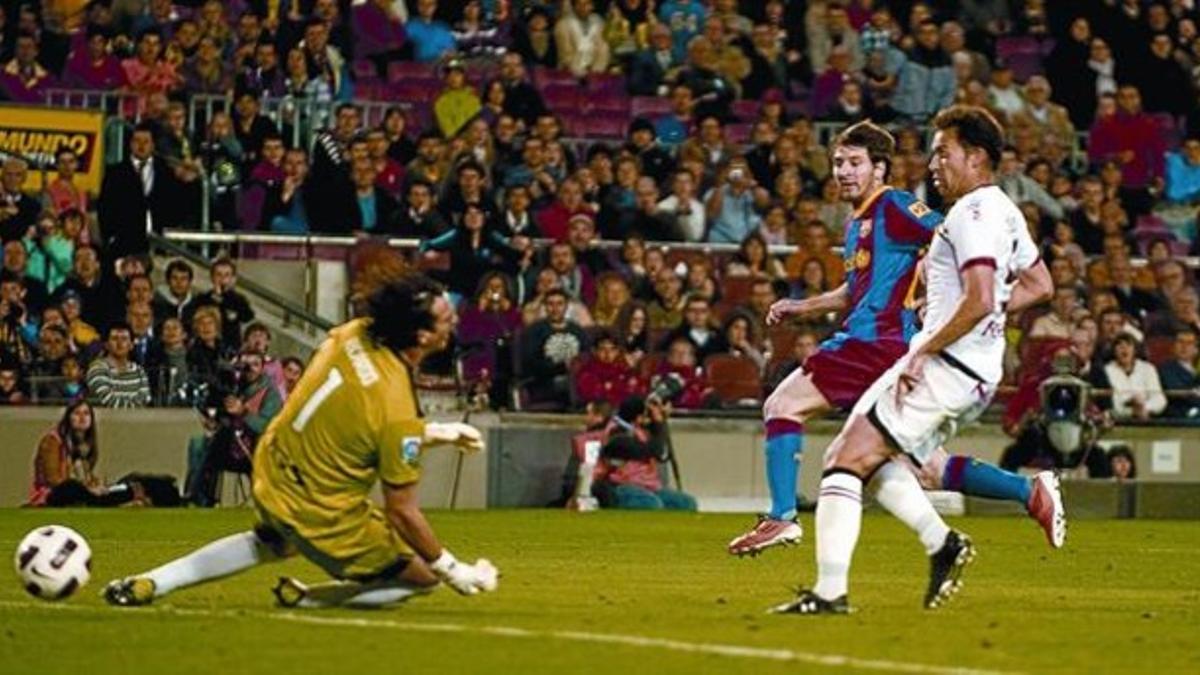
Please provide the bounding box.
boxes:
[402,437,421,466]
[858,218,873,237]
[908,201,931,217]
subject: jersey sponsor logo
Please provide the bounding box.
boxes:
[908,201,931,218]
[343,337,380,387]
[402,436,421,466]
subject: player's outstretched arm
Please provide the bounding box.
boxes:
[423,422,485,453]
[383,482,498,595]
[1005,259,1053,315]
[913,264,995,357]
[766,283,849,325]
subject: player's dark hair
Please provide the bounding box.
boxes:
[833,121,895,176]
[365,273,445,353]
[932,105,1004,167]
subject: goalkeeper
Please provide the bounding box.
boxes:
[106,273,498,609]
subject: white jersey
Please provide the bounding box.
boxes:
[917,185,1038,384]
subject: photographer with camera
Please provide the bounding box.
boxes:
[705,158,769,244]
[593,394,696,511]
[1000,328,1112,476]
[184,348,282,506]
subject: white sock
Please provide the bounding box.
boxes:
[295,581,427,609]
[813,471,863,600]
[869,460,950,555]
[145,531,267,596]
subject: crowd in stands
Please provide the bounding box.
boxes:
[1,0,1200,432]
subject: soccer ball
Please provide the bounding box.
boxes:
[14,526,92,601]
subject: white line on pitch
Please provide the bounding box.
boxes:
[0,600,1019,675]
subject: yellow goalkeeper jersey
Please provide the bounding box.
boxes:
[252,318,427,535]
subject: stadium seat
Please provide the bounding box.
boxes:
[353,59,379,82]
[585,92,631,115]
[732,100,759,121]
[1148,113,1182,148]
[705,354,763,406]
[631,96,672,118]
[727,123,753,144]
[996,36,1042,58]
[1006,52,1044,81]
[586,72,625,94]
[533,66,579,90]
[542,84,582,113]
[387,61,434,83]
[579,116,628,140]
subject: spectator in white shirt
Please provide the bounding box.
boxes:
[1104,333,1167,420]
[1029,286,1077,339]
[656,169,706,241]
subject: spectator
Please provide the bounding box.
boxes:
[187,305,232,394]
[86,322,151,409]
[655,335,712,409]
[725,232,786,280]
[0,270,34,362]
[353,0,406,77]
[235,39,286,98]
[627,117,676,187]
[556,0,610,77]
[453,0,507,59]
[1046,17,1095,128]
[1088,85,1165,190]
[420,203,528,300]
[1105,333,1167,421]
[407,0,456,63]
[1158,328,1200,418]
[615,300,651,369]
[658,0,707,63]
[43,149,89,218]
[192,257,254,350]
[1010,76,1076,156]
[0,158,39,245]
[26,401,146,506]
[185,347,282,506]
[658,293,725,362]
[97,123,180,259]
[60,291,100,354]
[263,148,317,234]
[152,259,197,327]
[721,310,767,375]
[298,17,350,101]
[647,266,685,330]
[890,20,955,122]
[521,288,590,405]
[765,329,820,391]
[1165,137,1200,205]
[656,168,705,241]
[575,329,643,408]
[434,59,482,140]
[63,24,127,90]
[6,237,50,312]
[1108,445,1137,482]
[458,271,522,388]
[674,36,735,121]
[281,46,333,132]
[1029,286,1078,340]
[53,245,118,333]
[121,28,180,97]
[1140,32,1192,117]
[281,356,304,400]
[0,353,26,404]
[521,265,594,327]
[593,396,696,510]
[394,178,448,237]
[349,158,399,234]
[629,22,681,96]
[512,6,558,69]
[0,31,55,103]
[705,158,766,244]
[998,148,1064,221]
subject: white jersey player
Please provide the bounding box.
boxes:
[771,106,1053,615]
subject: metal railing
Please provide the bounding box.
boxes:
[150,232,334,335]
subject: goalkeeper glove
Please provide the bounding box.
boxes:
[430,550,499,595]
[423,422,485,453]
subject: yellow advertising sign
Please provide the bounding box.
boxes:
[0,104,105,193]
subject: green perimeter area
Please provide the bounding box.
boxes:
[0,509,1197,675]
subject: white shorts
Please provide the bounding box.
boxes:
[850,351,996,465]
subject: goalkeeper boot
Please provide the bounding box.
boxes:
[768,590,851,615]
[272,577,309,608]
[727,515,803,557]
[1027,471,1066,549]
[925,530,976,610]
[103,577,156,607]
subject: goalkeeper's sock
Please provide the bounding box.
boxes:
[869,460,950,555]
[764,419,804,521]
[144,531,266,596]
[813,469,862,600]
[943,455,1031,506]
[295,581,428,609]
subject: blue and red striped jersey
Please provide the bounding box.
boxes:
[834,187,942,345]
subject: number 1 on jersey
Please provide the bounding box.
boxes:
[292,367,344,433]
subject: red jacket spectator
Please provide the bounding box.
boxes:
[1088,88,1166,188]
[353,0,408,61]
[575,334,646,408]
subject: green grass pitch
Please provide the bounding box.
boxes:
[1,509,1197,674]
